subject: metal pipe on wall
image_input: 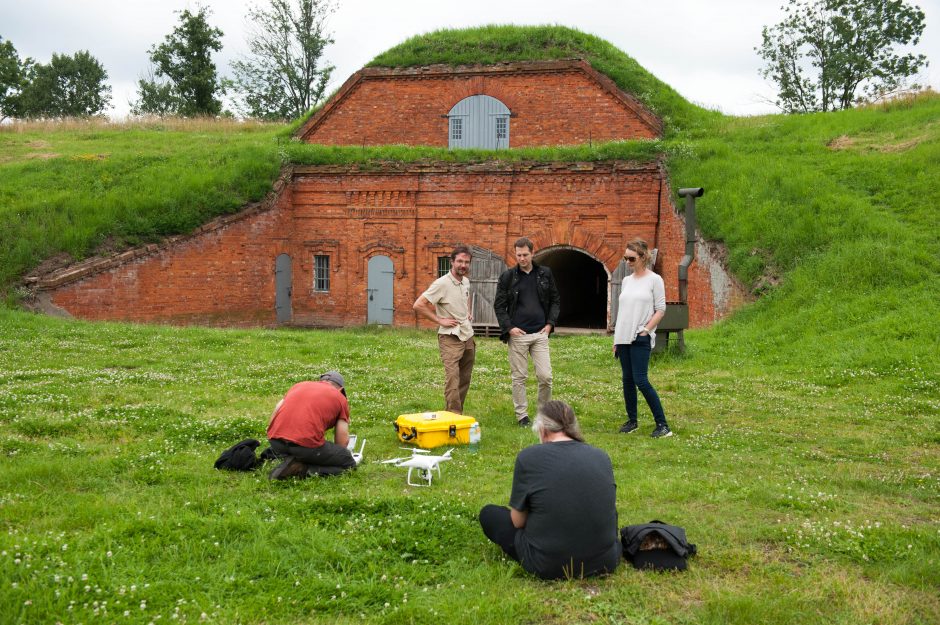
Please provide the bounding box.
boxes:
[676,187,704,304]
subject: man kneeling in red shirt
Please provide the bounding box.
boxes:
[266,371,356,479]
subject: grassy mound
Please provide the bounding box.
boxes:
[0,119,283,292]
[1,31,937,376]
[367,24,716,135]
[670,93,940,371]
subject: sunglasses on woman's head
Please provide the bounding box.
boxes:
[624,255,638,262]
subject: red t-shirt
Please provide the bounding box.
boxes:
[266,381,350,448]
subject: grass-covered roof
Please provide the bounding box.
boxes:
[367,24,719,135]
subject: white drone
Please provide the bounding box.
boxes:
[346,435,366,465]
[381,448,454,486]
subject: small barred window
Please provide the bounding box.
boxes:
[437,256,452,278]
[314,255,330,291]
[496,117,507,139]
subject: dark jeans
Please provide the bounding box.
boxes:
[269,438,356,476]
[478,505,519,561]
[617,335,667,427]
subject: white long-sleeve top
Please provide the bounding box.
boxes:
[613,272,667,348]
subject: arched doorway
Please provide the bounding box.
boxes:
[534,246,608,329]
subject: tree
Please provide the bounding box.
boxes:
[18,50,112,118]
[757,0,927,113]
[232,0,335,121]
[133,7,225,116]
[0,37,32,121]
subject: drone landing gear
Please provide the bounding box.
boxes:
[407,466,441,487]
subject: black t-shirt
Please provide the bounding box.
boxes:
[509,440,621,579]
[510,269,547,333]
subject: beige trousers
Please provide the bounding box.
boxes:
[507,332,552,421]
[438,334,475,414]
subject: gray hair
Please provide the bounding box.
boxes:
[532,400,584,442]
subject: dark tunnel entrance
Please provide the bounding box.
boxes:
[535,247,608,329]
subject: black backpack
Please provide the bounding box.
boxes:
[214,438,262,471]
[620,520,697,571]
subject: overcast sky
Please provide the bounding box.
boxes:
[3,0,939,118]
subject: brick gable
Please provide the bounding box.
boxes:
[298,60,662,146]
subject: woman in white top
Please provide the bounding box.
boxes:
[613,239,672,438]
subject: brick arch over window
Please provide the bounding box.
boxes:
[448,95,511,149]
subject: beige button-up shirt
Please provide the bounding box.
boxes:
[421,272,474,341]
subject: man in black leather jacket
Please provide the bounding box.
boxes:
[493,237,561,426]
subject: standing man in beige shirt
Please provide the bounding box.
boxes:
[413,245,476,414]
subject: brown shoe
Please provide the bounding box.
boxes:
[268,456,309,480]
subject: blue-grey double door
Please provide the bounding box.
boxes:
[367,255,394,325]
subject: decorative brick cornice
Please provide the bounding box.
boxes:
[295,59,662,141]
[293,159,661,178]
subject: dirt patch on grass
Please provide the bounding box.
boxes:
[827,135,855,150]
[24,152,60,160]
[827,133,926,153]
[30,252,77,277]
[877,136,925,152]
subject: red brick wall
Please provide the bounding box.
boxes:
[301,62,660,147]
[43,162,725,329]
[46,191,294,327]
[288,165,663,329]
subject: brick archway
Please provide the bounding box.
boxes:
[534,245,609,329]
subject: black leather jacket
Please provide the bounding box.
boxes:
[493,263,561,343]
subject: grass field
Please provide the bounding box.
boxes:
[0,309,937,625]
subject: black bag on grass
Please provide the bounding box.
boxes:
[620,520,697,571]
[214,438,262,471]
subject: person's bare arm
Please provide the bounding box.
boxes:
[333,418,350,448]
[510,508,528,529]
[641,309,666,334]
[413,295,457,327]
[268,399,284,426]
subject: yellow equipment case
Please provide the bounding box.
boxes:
[393,411,478,449]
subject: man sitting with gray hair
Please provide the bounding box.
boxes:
[267,371,356,479]
[478,400,622,579]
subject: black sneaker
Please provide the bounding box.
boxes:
[618,421,638,434]
[268,456,309,480]
[517,416,531,427]
[651,425,673,438]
